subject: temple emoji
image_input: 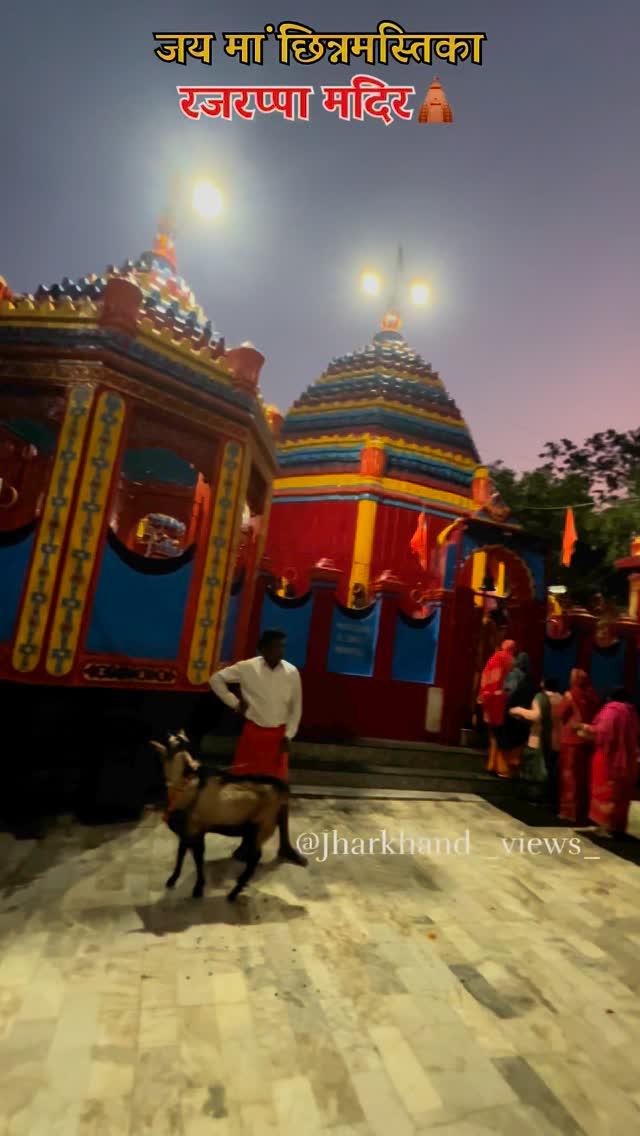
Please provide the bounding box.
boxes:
[418,77,454,123]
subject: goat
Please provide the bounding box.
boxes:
[150,731,288,901]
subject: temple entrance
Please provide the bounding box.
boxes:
[457,545,538,731]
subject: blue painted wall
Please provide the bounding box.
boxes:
[259,591,313,670]
[0,532,34,643]
[221,584,243,663]
[444,542,458,590]
[392,607,441,685]
[543,634,578,692]
[86,543,193,659]
[327,601,381,678]
[120,447,198,487]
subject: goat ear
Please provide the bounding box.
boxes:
[150,741,167,757]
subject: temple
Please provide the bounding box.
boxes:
[0,217,278,735]
[233,307,548,743]
[4,221,639,755]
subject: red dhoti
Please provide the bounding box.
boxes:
[231,720,288,781]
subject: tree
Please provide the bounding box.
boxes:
[490,461,632,605]
[540,429,640,504]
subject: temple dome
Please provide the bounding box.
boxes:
[25,219,223,350]
[278,315,480,501]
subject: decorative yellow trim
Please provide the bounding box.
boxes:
[349,499,378,596]
[187,441,249,685]
[45,391,126,676]
[286,397,469,431]
[135,326,232,384]
[11,384,94,674]
[0,318,99,330]
[279,433,477,470]
[471,551,487,607]
[461,543,535,601]
[0,300,98,325]
[496,561,506,597]
[274,473,474,512]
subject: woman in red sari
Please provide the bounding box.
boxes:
[558,669,599,824]
[580,689,639,836]
[480,639,516,775]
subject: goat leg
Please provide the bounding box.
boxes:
[227,849,261,902]
[277,802,308,866]
[191,834,206,899]
[166,838,188,888]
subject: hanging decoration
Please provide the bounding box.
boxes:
[409,511,429,569]
[561,507,578,567]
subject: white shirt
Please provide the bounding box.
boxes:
[209,657,302,740]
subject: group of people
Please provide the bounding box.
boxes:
[480,639,639,837]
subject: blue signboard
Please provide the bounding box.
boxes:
[327,600,381,678]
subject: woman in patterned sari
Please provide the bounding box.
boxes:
[558,669,599,824]
[580,690,639,837]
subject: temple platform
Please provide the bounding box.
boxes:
[1,800,640,1134]
[203,736,517,802]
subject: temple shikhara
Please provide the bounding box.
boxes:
[1,224,638,747]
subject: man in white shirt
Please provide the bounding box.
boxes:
[209,628,306,865]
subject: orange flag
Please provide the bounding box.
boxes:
[410,512,429,570]
[561,508,578,567]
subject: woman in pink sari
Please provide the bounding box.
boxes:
[558,669,599,824]
[580,689,639,836]
[480,640,516,775]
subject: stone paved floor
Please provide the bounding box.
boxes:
[1,798,640,1135]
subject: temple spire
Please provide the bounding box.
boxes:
[152,173,180,272]
[380,244,404,332]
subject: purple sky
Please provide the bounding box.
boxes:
[3,1,640,470]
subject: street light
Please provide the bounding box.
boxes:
[360,270,382,297]
[358,258,431,308]
[192,179,224,220]
[410,280,430,306]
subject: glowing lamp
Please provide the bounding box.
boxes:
[192,180,223,220]
[410,280,430,306]
[360,270,381,297]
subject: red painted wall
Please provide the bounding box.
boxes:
[370,504,455,596]
[265,498,358,597]
[301,672,429,741]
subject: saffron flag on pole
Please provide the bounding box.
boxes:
[561,507,578,567]
[410,512,428,570]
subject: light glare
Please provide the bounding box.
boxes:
[410,280,430,306]
[360,270,382,297]
[192,180,223,220]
